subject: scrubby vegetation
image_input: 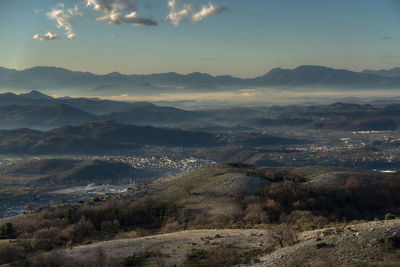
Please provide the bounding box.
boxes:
[1,163,400,265]
[184,246,274,266]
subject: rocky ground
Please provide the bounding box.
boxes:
[24,219,400,266]
[254,219,400,266]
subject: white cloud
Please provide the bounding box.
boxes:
[33,31,57,41]
[67,33,76,40]
[166,0,195,26]
[68,4,84,16]
[46,4,82,40]
[86,0,157,26]
[166,0,227,26]
[192,2,227,22]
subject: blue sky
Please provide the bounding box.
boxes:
[1,0,400,77]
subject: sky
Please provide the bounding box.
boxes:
[1,0,400,77]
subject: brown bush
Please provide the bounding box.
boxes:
[244,203,268,224]
[100,219,120,234]
[115,230,138,239]
[0,245,25,264]
[160,221,182,233]
[59,217,95,243]
[281,210,328,226]
[32,226,62,250]
[212,213,232,224]
[232,186,247,201]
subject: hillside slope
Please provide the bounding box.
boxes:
[30,219,400,266]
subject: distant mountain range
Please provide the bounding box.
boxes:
[362,67,400,78]
[1,65,400,94]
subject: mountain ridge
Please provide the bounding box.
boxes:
[2,65,400,93]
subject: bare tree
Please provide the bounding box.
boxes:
[268,224,298,248]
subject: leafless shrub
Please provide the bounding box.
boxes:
[231,186,247,201]
[244,203,268,224]
[268,224,298,248]
[160,220,182,233]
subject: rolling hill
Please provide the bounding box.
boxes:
[3,158,138,185]
[100,102,204,125]
[0,104,97,129]
[0,91,206,128]
[2,163,399,266]
[0,91,134,115]
[0,121,224,154]
[49,121,224,147]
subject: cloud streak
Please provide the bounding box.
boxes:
[192,2,228,22]
[166,0,228,26]
[33,31,57,41]
[46,4,81,40]
[86,0,157,26]
[166,0,195,26]
[33,1,228,40]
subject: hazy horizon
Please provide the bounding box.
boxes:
[1,0,400,77]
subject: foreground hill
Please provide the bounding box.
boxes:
[27,219,400,266]
[128,163,389,222]
[1,163,400,266]
[255,219,400,266]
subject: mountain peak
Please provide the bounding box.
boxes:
[107,71,122,77]
[20,90,53,100]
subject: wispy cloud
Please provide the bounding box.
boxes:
[33,0,228,40]
[166,0,195,26]
[33,31,57,41]
[166,0,228,26]
[192,2,228,22]
[86,0,157,26]
[45,3,82,40]
[68,4,84,16]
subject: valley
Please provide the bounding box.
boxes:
[1,90,400,266]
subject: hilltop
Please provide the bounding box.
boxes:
[0,121,225,154]
[3,158,138,185]
[1,163,400,266]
